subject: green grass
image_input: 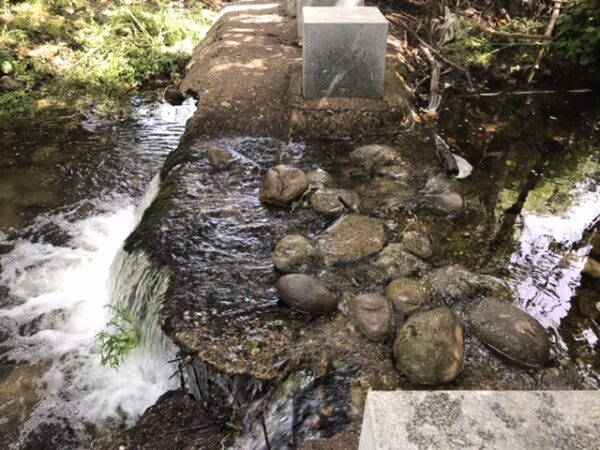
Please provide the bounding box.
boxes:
[0,0,214,123]
[96,305,141,369]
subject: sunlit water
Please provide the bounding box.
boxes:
[0,100,195,448]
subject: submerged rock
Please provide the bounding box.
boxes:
[318,214,385,265]
[469,297,550,368]
[376,164,409,180]
[31,146,62,165]
[164,87,185,106]
[393,307,464,384]
[427,191,464,214]
[582,257,600,279]
[276,274,337,313]
[350,144,399,168]
[574,289,600,319]
[306,169,332,188]
[427,264,477,302]
[259,165,309,206]
[350,294,393,342]
[373,243,420,281]
[401,230,432,259]
[386,277,428,314]
[207,147,234,171]
[272,234,318,273]
[310,188,360,217]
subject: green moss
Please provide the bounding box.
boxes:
[0,0,215,124]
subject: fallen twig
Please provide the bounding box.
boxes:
[527,0,563,83]
[420,45,441,114]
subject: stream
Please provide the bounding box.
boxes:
[0,100,195,448]
[0,90,598,449]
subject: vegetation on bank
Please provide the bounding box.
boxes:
[0,0,214,123]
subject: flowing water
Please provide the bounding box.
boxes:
[0,90,599,449]
[0,100,195,448]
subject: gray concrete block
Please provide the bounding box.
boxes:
[302,7,388,99]
[297,0,364,38]
[359,391,600,450]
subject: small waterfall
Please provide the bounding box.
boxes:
[0,174,178,447]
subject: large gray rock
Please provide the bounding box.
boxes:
[351,294,393,341]
[318,214,385,265]
[401,230,432,259]
[276,274,338,313]
[427,264,477,302]
[259,165,309,205]
[393,307,464,384]
[207,147,234,171]
[386,277,428,314]
[350,144,399,168]
[272,234,318,273]
[310,188,360,217]
[303,7,388,99]
[373,244,420,281]
[469,297,550,368]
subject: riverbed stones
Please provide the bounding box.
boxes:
[276,274,338,313]
[351,293,393,341]
[259,165,309,205]
[574,289,600,319]
[386,277,428,314]
[207,147,234,171]
[393,307,464,384]
[469,297,550,368]
[310,188,360,217]
[373,243,420,281]
[401,230,432,259]
[306,168,332,188]
[350,144,399,168]
[427,264,477,302]
[318,214,385,265]
[31,146,62,164]
[272,234,318,273]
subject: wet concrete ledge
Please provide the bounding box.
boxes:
[359,391,600,450]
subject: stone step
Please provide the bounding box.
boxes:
[359,391,600,450]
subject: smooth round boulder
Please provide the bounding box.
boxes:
[351,294,393,342]
[318,214,385,265]
[208,147,234,171]
[401,230,432,259]
[582,257,600,279]
[276,274,337,314]
[259,165,309,205]
[469,297,550,368]
[373,244,420,281]
[272,234,318,273]
[350,144,399,168]
[386,277,428,314]
[310,188,360,217]
[164,87,185,106]
[393,307,464,384]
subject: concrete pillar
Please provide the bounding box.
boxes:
[302,7,388,99]
[297,0,364,39]
[359,391,600,450]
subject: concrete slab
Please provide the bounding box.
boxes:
[359,391,600,450]
[297,0,364,39]
[302,7,388,99]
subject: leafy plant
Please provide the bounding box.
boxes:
[96,305,140,369]
[554,0,600,67]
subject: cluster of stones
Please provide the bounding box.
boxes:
[211,142,551,386]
